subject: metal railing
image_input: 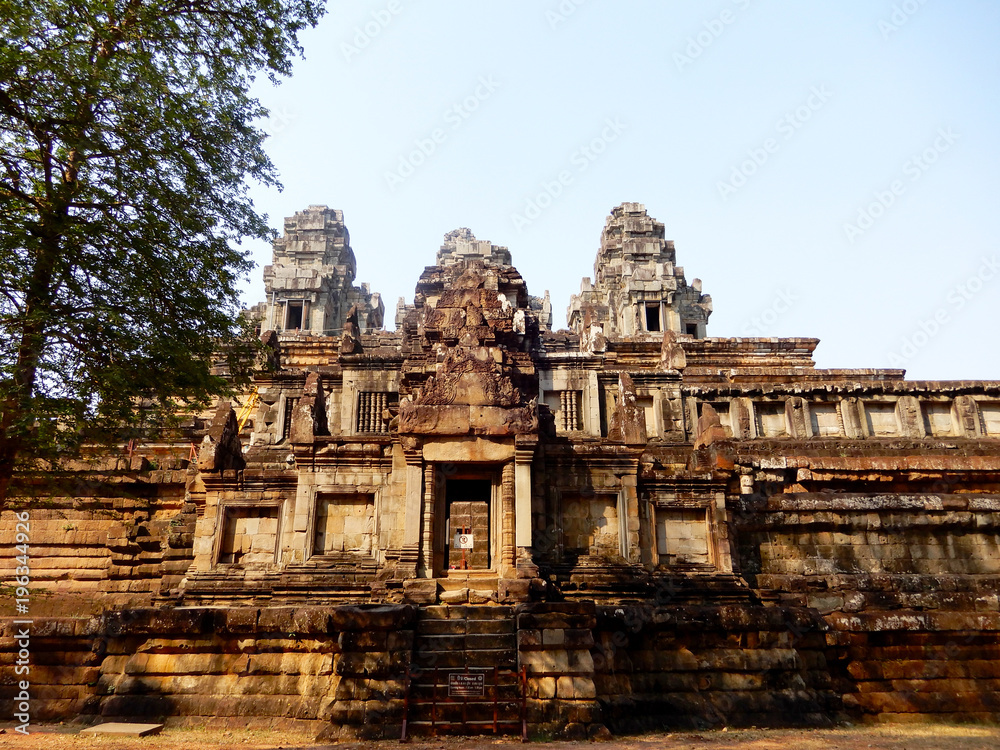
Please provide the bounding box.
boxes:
[401,664,527,742]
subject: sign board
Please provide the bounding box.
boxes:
[448,672,485,698]
[453,532,474,549]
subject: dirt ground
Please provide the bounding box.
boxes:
[2,724,1000,750]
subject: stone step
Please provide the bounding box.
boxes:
[418,605,514,621]
[416,618,468,636]
[466,618,515,635]
[410,648,518,670]
[414,633,516,652]
[413,622,513,637]
[416,616,516,635]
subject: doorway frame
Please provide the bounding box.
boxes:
[433,465,502,577]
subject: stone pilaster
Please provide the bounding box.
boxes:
[785,396,809,439]
[398,441,423,578]
[620,474,641,564]
[420,463,435,577]
[501,460,516,575]
[897,395,924,437]
[514,439,536,553]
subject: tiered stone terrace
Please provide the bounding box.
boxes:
[2,203,999,737]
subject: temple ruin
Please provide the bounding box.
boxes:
[2,202,1000,737]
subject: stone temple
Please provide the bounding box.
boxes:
[3,203,1000,738]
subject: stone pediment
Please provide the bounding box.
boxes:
[397,253,539,437]
[398,347,538,436]
[415,348,520,407]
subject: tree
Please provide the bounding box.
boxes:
[0,0,325,500]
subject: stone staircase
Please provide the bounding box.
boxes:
[402,605,525,738]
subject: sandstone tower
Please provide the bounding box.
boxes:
[260,205,383,335]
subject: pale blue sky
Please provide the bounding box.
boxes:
[243,0,1000,380]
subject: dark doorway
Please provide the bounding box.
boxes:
[286,301,303,330]
[645,303,660,332]
[444,478,491,571]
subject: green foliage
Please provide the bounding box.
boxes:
[0,0,324,495]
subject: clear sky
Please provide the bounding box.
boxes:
[241,0,1000,381]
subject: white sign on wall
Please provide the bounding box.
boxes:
[454,532,474,549]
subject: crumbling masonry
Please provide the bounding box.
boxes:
[3,203,1000,738]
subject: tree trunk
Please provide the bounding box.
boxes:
[0,230,60,503]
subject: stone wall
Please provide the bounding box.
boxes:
[1,605,414,735]
[0,618,98,721]
[4,600,1000,734]
[592,604,839,732]
[518,602,601,738]
[0,455,196,612]
[736,489,1000,724]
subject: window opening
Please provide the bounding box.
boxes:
[559,390,583,431]
[645,303,661,332]
[285,301,303,330]
[356,391,397,434]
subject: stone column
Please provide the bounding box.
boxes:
[501,461,516,574]
[420,463,435,577]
